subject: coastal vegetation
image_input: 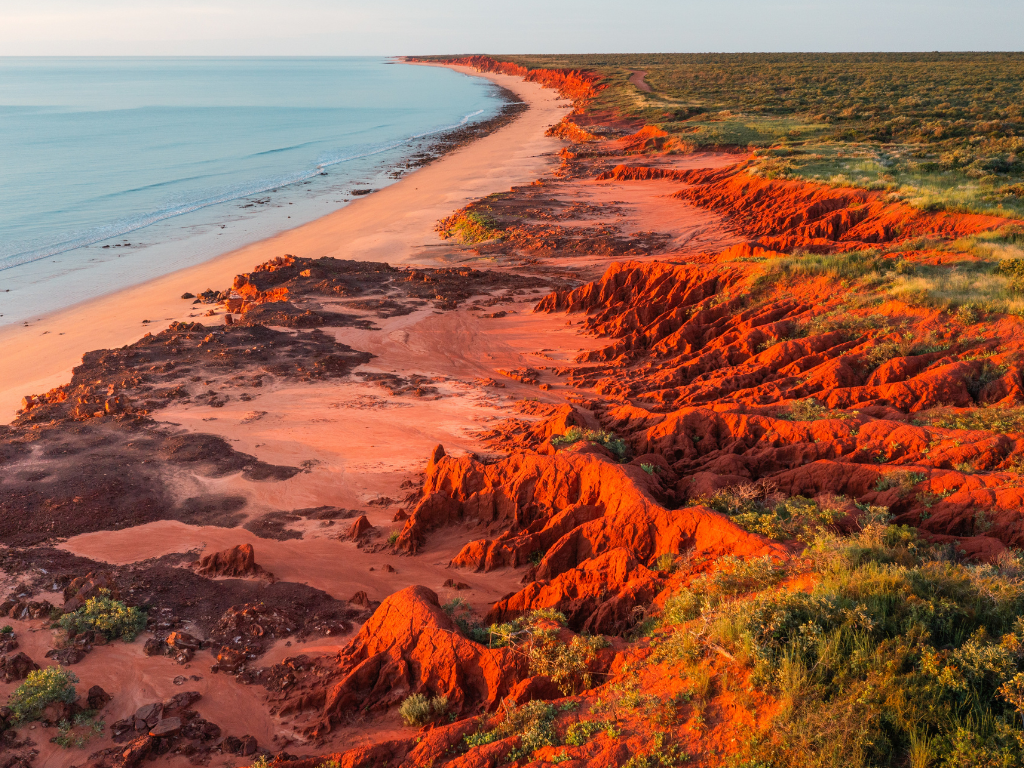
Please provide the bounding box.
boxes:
[482,53,1024,218]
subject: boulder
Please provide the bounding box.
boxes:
[149,718,181,738]
[0,652,39,683]
[87,685,112,710]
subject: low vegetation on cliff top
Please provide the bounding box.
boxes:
[646,517,1024,768]
[496,53,1024,218]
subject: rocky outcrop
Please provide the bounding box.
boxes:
[193,544,273,581]
[399,448,783,575]
[274,586,526,737]
[487,548,660,634]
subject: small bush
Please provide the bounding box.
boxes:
[57,592,146,642]
[495,700,558,761]
[399,692,449,727]
[9,667,78,724]
[442,597,490,644]
[564,718,604,746]
[702,488,844,542]
[874,470,927,493]
[551,427,628,459]
[528,632,603,696]
[387,530,400,546]
[51,713,104,749]
[780,398,855,422]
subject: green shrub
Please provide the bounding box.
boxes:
[564,718,604,746]
[51,713,104,748]
[621,732,691,767]
[493,700,558,761]
[442,597,490,644]
[399,692,449,727]
[874,470,927,493]
[56,593,146,642]
[528,632,603,696]
[9,667,78,723]
[484,610,600,695]
[702,488,844,542]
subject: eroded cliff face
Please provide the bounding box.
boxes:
[432,56,604,106]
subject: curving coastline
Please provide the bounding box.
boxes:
[0,65,569,421]
[1,53,1023,768]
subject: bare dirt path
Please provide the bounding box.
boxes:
[629,69,652,92]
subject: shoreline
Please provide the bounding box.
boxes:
[0,64,570,423]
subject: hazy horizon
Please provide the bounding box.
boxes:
[2,0,1022,57]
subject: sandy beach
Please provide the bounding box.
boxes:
[0,65,569,423]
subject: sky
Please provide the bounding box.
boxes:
[0,0,1021,56]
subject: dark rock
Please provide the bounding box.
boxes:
[0,652,39,683]
[87,685,112,710]
[148,718,181,738]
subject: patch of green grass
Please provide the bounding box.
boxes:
[464,700,559,761]
[650,521,1024,768]
[442,597,491,644]
[51,713,104,749]
[621,732,691,767]
[701,487,846,542]
[779,398,855,422]
[436,210,506,244]
[399,692,449,727]
[564,718,605,746]
[927,406,1024,435]
[874,471,927,493]
[551,426,628,459]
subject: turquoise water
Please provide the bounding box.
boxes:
[0,58,500,324]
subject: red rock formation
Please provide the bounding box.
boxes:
[193,544,273,580]
[428,56,603,106]
[545,117,598,143]
[278,586,526,736]
[596,162,1012,252]
[487,548,660,634]
[533,255,1024,556]
[397,447,785,587]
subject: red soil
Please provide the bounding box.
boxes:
[599,162,1012,251]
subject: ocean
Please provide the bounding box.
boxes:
[0,57,502,326]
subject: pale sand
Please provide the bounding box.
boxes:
[0,65,570,423]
